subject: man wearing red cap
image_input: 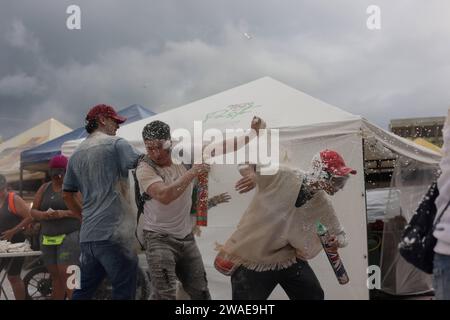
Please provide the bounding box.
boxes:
[62,104,141,300]
[215,146,356,300]
[84,104,127,136]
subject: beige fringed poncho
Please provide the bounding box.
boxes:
[217,166,346,272]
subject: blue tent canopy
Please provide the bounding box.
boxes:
[20,104,155,171]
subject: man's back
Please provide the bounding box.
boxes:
[63,132,140,243]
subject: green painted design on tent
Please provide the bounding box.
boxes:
[203,102,261,123]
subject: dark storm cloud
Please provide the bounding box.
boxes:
[1,0,449,141]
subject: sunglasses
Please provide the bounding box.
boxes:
[329,175,349,189]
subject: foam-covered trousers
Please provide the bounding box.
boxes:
[144,230,211,300]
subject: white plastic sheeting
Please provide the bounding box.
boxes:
[379,157,439,295]
[362,120,441,165]
[366,188,401,223]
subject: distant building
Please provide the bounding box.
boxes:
[364,116,444,189]
[389,116,445,147]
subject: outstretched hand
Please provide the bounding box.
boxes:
[212,192,231,205]
[235,175,256,194]
[0,229,16,241]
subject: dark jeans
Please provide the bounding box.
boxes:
[433,253,450,300]
[72,240,138,300]
[231,259,324,300]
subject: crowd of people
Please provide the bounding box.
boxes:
[1,103,449,300]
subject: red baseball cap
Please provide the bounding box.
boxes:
[49,155,68,169]
[320,149,357,176]
[86,104,126,124]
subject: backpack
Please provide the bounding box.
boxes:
[132,155,163,250]
[399,182,450,274]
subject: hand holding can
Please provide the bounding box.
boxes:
[316,221,349,285]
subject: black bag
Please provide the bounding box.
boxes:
[399,182,450,274]
[132,155,161,250]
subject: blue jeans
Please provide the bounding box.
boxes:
[72,240,138,300]
[433,253,450,300]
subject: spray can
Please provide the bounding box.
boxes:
[316,221,349,285]
[196,173,209,226]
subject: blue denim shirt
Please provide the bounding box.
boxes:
[63,132,141,243]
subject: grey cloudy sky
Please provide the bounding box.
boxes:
[1,0,449,140]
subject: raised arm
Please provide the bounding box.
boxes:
[203,116,266,159]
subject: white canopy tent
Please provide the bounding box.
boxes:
[0,118,71,182]
[62,77,441,299]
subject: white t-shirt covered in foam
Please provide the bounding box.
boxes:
[136,161,194,239]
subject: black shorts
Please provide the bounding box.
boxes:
[0,257,25,276]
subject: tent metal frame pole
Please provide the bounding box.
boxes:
[361,134,372,299]
[19,164,23,197]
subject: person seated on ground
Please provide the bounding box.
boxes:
[30,155,82,300]
[0,174,33,300]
